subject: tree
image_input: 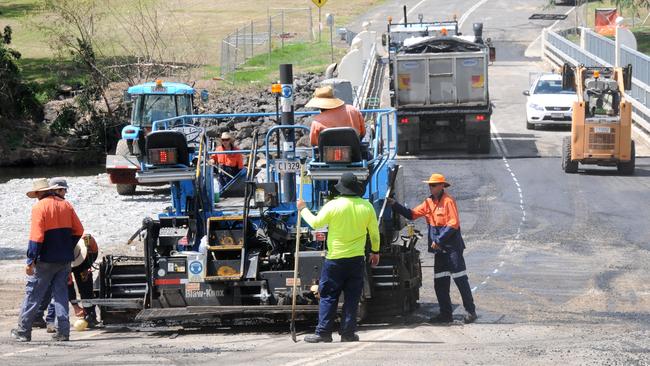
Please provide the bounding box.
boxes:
[0,26,40,119]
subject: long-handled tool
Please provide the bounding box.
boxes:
[290,161,305,342]
[377,165,400,226]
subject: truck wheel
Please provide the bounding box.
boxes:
[115,139,137,195]
[617,140,635,175]
[478,134,491,154]
[562,136,578,173]
[467,135,479,153]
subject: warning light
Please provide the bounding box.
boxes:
[271,83,282,93]
[594,70,600,78]
[323,146,352,163]
[387,16,393,24]
[441,28,448,36]
[155,79,163,87]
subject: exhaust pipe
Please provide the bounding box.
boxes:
[473,23,484,45]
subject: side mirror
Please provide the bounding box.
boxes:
[200,89,209,103]
[623,64,633,91]
[523,90,530,96]
[123,91,131,104]
[489,46,496,63]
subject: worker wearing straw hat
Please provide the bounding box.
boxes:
[11,178,84,342]
[388,173,477,324]
[306,86,366,146]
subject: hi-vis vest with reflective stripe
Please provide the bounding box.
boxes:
[28,195,84,263]
[409,192,465,252]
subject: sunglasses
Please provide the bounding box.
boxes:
[429,183,443,187]
[222,138,231,141]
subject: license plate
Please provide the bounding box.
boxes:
[273,159,301,173]
[551,113,564,119]
[594,127,611,133]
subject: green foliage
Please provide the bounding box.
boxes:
[0,25,41,120]
[49,105,77,136]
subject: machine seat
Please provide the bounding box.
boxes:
[145,130,190,166]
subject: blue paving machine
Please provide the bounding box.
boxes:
[96,65,422,325]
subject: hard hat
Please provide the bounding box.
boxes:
[73,318,89,331]
[423,173,450,187]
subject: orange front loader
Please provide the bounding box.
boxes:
[561,63,635,175]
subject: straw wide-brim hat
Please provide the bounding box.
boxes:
[423,173,450,187]
[220,132,233,140]
[72,237,89,268]
[305,86,345,109]
[26,178,64,198]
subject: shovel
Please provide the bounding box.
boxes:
[290,161,306,342]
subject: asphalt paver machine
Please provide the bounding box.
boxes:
[95,65,422,325]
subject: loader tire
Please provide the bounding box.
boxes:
[562,136,578,173]
[115,139,137,195]
[617,140,635,175]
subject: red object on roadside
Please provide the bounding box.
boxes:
[595,8,617,37]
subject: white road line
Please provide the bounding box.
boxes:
[491,122,510,156]
[398,0,429,23]
[285,328,410,366]
[2,329,102,358]
[458,0,491,28]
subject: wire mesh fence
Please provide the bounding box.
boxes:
[220,8,314,82]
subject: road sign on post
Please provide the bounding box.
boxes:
[312,0,327,43]
[326,13,334,63]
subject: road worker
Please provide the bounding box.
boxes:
[306,86,366,146]
[297,172,380,343]
[33,178,99,331]
[388,173,477,324]
[209,132,244,188]
[11,178,84,342]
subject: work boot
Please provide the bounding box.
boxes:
[84,314,98,329]
[51,333,69,342]
[428,314,453,324]
[46,323,57,333]
[464,311,478,324]
[10,329,31,342]
[340,333,359,342]
[32,317,46,329]
[304,333,333,343]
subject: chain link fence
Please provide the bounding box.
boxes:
[220,8,314,82]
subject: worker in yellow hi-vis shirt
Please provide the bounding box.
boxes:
[297,172,380,343]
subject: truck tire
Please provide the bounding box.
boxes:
[617,140,635,175]
[467,135,479,153]
[562,136,578,173]
[478,134,491,154]
[115,139,137,195]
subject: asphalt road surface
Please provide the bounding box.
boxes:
[1,1,649,365]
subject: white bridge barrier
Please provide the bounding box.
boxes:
[542,27,650,141]
[335,21,380,108]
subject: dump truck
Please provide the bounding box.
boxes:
[560,63,635,174]
[384,8,495,154]
[92,66,422,325]
[106,80,208,195]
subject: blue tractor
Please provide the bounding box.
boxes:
[95,68,422,325]
[106,80,208,195]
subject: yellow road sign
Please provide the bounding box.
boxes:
[312,0,327,8]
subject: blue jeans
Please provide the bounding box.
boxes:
[316,256,364,337]
[18,262,71,336]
